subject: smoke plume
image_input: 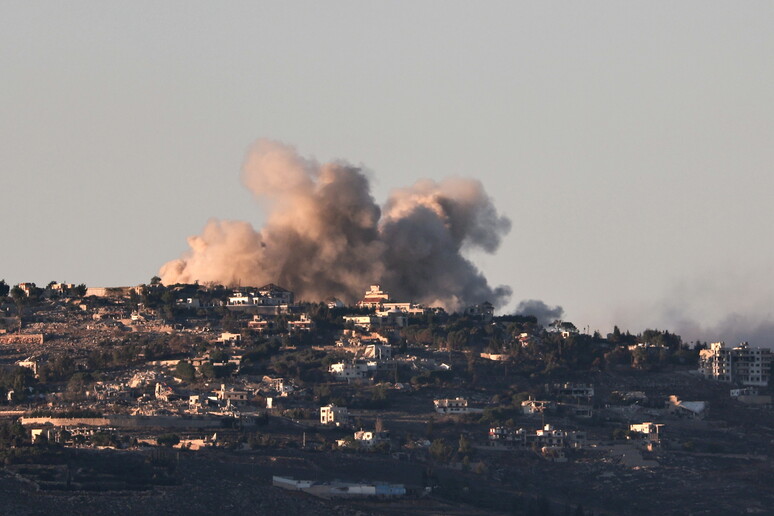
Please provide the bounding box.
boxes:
[514,299,564,326]
[160,139,511,311]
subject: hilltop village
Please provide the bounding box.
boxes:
[1,279,773,516]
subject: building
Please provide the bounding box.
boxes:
[218,332,242,343]
[357,285,391,310]
[352,429,390,447]
[489,424,586,449]
[248,315,273,333]
[343,315,382,331]
[216,384,248,404]
[433,397,476,415]
[730,387,772,407]
[261,376,295,396]
[699,342,772,386]
[521,398,556,415]
[329,361,374,381]
[549,383,595,398]
[463,302,494,321]
[16,357,38,377]
[176,297,201,309]
[288,314,314,333]
[362,344,392,360]
[320,405,350,426]
[257,283,294,305]
[665,395,707,419]
[629,422,664,443]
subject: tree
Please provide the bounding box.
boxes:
[74,284,87,297]
[199,361,216,379]
[157,433,180,447]
[0,280,9,298]
[174,361,196,382]
[458,434,471,455]
[429,438,451,462]
[10,286,26,302]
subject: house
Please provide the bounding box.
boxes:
[522,398,556,415]
[227,291,255,306]
[257,283,294,306]
[629,422,664,443]
[463,302,494,322]
[665,395,707,419]
[480,352,509,361]
[343,315,382,331]
[518,333,541,347]
[730,388,772,407]
[375,307,408,328]
[262,376,295,395]
[31,427,59,444]
[176,297,201,309]
[362,344,392,360]
[216,384,248,404]
[326,298,345,309]
[248,315,273,333]
[320,404,349,426]
[352,429,390,447]
[434,397,474,415]
[549,383,594,399]
[16,357,38,377]
[288,314,314,333]
[489,424,586,449]
[699,341,772,386]
[154,382,176,402]
[218,332,242,343]
[547,320,579,338]
[561,404,593,418]
[18,283,36,296]
[382,302,426,317]
[357,285,391,310]
[329,361,374,381]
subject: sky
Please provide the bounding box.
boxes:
[2,2,774,345]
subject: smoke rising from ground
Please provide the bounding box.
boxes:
[610,267,774,348]
[514,299,564,326]
[160,139,511,311]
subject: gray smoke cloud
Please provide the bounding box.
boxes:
[611,267,774,349]
[514,299,564,326]
[160,139,511,311]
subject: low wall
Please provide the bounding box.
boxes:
[20,415,232,429]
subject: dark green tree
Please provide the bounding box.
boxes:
[157,433,180,447]
[173,361,196,382]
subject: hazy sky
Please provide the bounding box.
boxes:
[2,2,774,345]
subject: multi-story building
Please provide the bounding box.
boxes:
[699,342,772,386]
[320,404,349,426]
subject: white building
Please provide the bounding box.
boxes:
[329,361,375,381]
[434,397,472,414]
[218,332,242,343]
[699,342,772,386]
